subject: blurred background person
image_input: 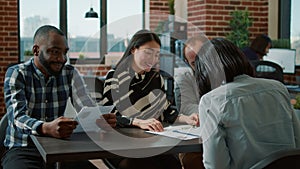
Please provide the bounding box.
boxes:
[242,34,272,61]
[174,35,207,169]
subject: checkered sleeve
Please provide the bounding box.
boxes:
[4,66,43,136]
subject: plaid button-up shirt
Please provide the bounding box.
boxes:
[4,59,95,148]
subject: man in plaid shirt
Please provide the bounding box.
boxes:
[2,25,116,169]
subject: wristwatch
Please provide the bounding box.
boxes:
[119,115,133,126]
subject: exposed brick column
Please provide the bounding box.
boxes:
[149,0,269,40]
[0,0,18,118]
[149,0,169,31]
[187,0,269,40]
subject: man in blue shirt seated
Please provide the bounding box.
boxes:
[2,25,116,169]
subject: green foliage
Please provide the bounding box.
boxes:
[272,39,291,49]
[168,0,175,15]
[78,53,85,59]
[154,21,166,34]
[24,50,33,56]
[294,94,300,109]
[226,10,253,49]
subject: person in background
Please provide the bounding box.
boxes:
[195,38,300,169]
[242,34,272,61]
[174,35,207,169]
[175,35,207,116]
[3,25,116,169]
[101,29,199,169]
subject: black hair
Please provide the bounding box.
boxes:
[195,38,255,96]
[115,29,161,69]
[33,25,65,43]
[250,34,272,56]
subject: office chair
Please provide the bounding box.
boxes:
[159,70,176,106]
[0,113,8,169]
[82,75,104,102]
[250,60,284,83]
[250,148,300,169]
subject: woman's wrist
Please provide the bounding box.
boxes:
[132,118,139,127]
[176,114,185,123]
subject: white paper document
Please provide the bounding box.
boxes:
[74,105,114,133]
[146,125,201,140]
[64,99,114,133]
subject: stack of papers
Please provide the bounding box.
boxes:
[73,106,114,133]
[146,125,201,140]
[64,98,114,133]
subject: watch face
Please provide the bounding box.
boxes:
[120,116,130,125]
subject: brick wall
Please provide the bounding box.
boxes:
[0,0,18,117]
[284,69,300,84]
[149,0,169,31]
[74,64,111,77]
[186,0,269,40]
[149,0,269,40]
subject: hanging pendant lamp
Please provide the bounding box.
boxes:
[85,7,98,18]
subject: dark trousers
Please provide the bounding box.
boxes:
[1,145,49,169]
[1,140,97,169]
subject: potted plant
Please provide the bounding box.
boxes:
[272,39,291,49]
[167,0,175,31]
[79,53,85,60]
[291,94,300,120]
[226,10,253,49]
[168,0,175,15]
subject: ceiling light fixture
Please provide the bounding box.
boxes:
[85,7,98,18]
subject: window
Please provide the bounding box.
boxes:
[107,0,143,40]
[106,0,144,62]
[19,0,144,63]
[19,0,59,62]
[68,0,100,60]
[291,0,300,65]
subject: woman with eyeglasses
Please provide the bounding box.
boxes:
[101,29,198,169]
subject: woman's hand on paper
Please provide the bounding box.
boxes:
[132,118,164,132]
[177,113,199,127]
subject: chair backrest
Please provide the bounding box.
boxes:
[250,60,284,83]
[0,113,8,161]
[159,70,175,106]
[250,148,300,169]
[82,75,104,102]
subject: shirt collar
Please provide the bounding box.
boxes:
[30,58,56,81]
[233,74,249,81]
[31,58,44,78]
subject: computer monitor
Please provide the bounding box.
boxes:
[264,48,296,74]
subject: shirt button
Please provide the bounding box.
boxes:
[45,100,48,103]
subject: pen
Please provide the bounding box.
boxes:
[172,130,200,137]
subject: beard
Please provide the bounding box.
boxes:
[39,52,66,77]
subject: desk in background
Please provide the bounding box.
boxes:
[286,85,300,93]
[285,85,300,99]
[30,128,202,167]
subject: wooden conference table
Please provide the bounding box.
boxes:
[30,127,202,167]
